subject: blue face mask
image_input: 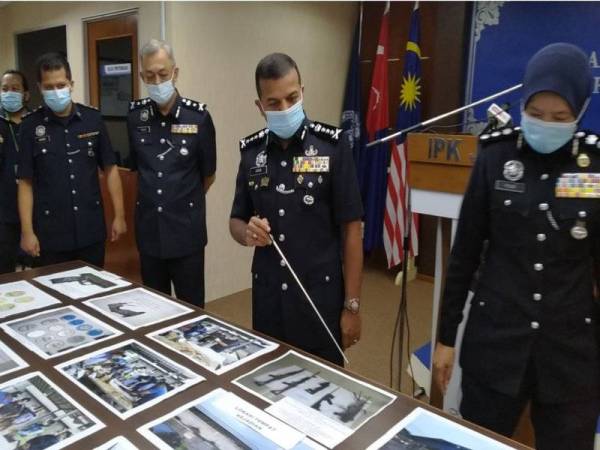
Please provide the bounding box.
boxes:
[1,91,24,113]
[264,98,305,139]
[520,112,577,154]
[43,87,72,114]
[146,75,176,106]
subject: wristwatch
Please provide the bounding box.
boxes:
[344,297,360,314]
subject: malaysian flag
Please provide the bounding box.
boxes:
[383,2,421,268]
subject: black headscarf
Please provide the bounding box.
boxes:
[522,43,592,117]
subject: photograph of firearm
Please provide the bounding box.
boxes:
[50,273,117,289]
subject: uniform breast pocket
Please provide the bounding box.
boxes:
[294,173,328,209]
[172,135,195,163]
[555,198,599,257]
[33,144,57,172]
[489,191,530,246]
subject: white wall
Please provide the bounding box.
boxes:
[0,1,358,301]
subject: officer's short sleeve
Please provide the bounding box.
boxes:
[230,156,253,222]
[198,112,216,178]
[332,131,364,224]
[97,118,117,169]
[16,120,34,179]
[126,113,138,171]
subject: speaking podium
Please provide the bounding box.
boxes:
[406,132,479,409]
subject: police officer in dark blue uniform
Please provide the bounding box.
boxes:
[128,40,216,307]
[230,53,364,365]
[0,70,30,274]
[433,44,600,450]
[18,53,126,267]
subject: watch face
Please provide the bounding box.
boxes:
[346,299,359,313]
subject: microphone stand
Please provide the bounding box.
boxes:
[370,83,523,393]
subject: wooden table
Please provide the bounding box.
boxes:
[0,262,531,449]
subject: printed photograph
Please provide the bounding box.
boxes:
[34,267,131,300]
[234,351,395,432]
[0,372,103,450]
[367,407,514,450]
[94,435,138,450]
[149,315,278,374]
[58,340,204,419]
[1,306,122,359]
[139,388,316,450]
[0,340,28,377]
[84,288,193,330]
[0,281,60,319]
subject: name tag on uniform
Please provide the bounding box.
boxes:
[495,180,526,193]
[136,126,151,133]
[293,156,330,173]
[250,166,268,176]
[171,124,198,134]
[77,131,100,139]
[556,173,600,198]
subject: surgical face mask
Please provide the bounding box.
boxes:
[263,97,305,139]
[520,111,577,154]
[1,91,23,113]
[146,74,176,106]
[42,87,72,114]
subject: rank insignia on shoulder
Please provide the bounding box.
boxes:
[181,98,207,112]
[556,173,600,198]
[240,128,268,150]
[293,156,330,173]
[308,121,342,142]
[479,127,519,144]
[130,98,151,111]
[171,124,198,134]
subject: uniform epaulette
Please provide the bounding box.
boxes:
[180,98,206,112]
[575,130,600,152]
[479,126,520,146]
[129,98,152,111]
[239,128,268,150]
[21,106,43,121]
[308,121,342,142]
[79,103,99,111]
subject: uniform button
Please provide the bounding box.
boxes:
[44,210,50,215]
[182,139,187,145]
[73,206,78,211]
[88,141,92,147]
[140,138,145,143]
[504,199,512,206]
[538,203,549,211]
[578,211,587,219]
[157,206,163,212]
[68,159,73,164]
[534,263,544,271]
[157,172,163,178]
[41,148,47,154]
[585,317,592,324]
[254,273,258,279]
[530,321,540,330]
[161,122,166,127]
[479,301,485,306]
[278,209,285,217]
[66,143,71,148]
[157,189,162,195]
[160,138,166,144]
[70,174,75,180]
[71,190,76,195]
[64,129,69,134]
[278,234,285,242]
[159,155,164,161]
[280,259,286,267]
[540,173,549,180]
[189,202,194,207]
[536,233,546,242]
[533,293,542,301]
[325,275,330,282]
[308,182,314,188]
[281,160,287,167]
[278,183,285,191]
[281,283,288,291]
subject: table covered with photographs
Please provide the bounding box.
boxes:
[0,262,531,450]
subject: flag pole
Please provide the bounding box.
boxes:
[366,83,523,148]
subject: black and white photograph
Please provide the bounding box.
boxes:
[0,372,103,450]
[34,267,131,300]
[138,388,317,450]
[0,340,28,377]
[84,288,193,330]
[148,315,278,374]
[0,281,61,319]
[366,407,514,450]
[233,351,396,448]
[94,435,138,450]
[57,339,204,419]
[0,306,122,359]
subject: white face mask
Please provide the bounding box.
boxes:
[262,97,305,139]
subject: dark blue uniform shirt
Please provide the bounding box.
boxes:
[127,96,216,259]
[440,127,600,402]
[0,116,19,225]
[230,119,363,351]
[17,104,116,252]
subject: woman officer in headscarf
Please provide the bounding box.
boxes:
[433,43,600,450]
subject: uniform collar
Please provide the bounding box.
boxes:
[267,117,310,148]
[43,102,82,124]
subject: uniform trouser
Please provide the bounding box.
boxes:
[461,370,600,450]
[0,223,19,274]
[139,250,205,308]
[37,241,105,268]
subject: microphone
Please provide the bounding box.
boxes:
[480,103,513,135]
